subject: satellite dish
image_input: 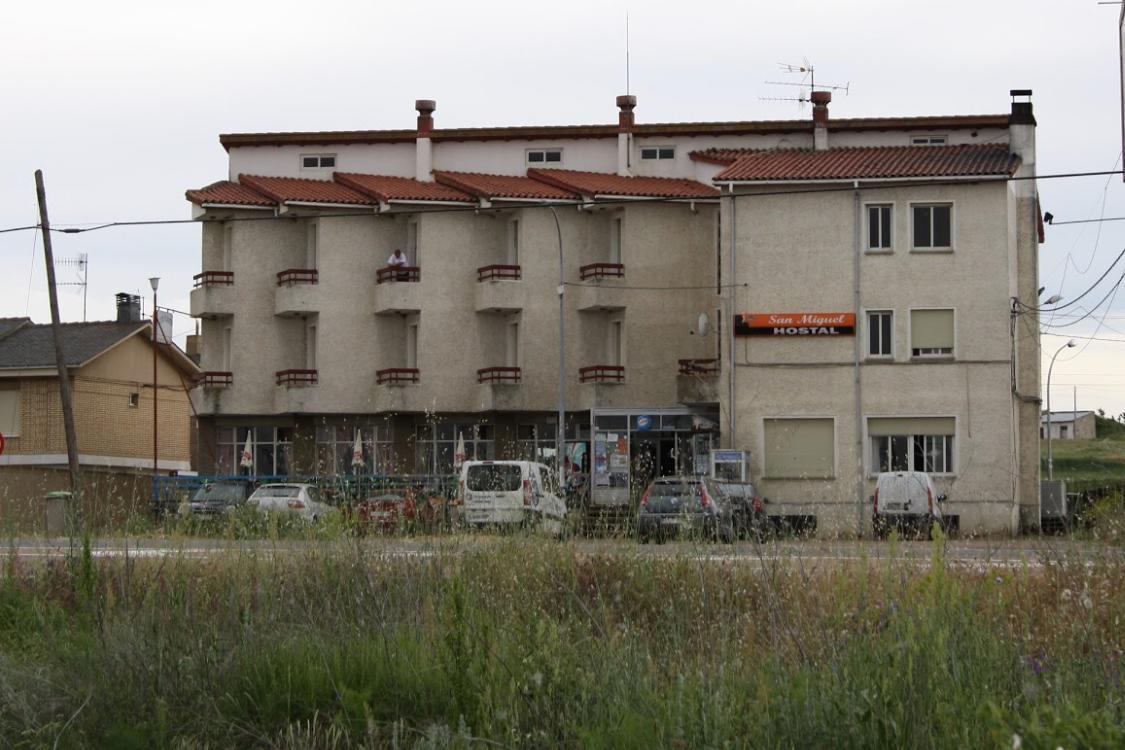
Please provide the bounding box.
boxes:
[696,312,711,337]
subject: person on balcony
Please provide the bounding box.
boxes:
[386,248,411,281]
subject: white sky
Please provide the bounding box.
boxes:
[2,0,1124,416]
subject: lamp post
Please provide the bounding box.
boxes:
[1046,338,1076,480]
[150,277,160,478]
[547,206,566,493]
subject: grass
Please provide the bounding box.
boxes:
[1042,436,1125,488]
[0,533,1123,748]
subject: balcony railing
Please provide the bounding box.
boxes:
[477,366,521,384]
[579,263,625,281]
[193,271,234,288]
[376,266,420,284]
[276,369,318,386]
[277,268,318,285]
[199,371,233,388]
[579,365,625,383]
[678,358,719,376]
[477,264,522,282]
[376,368,420,385]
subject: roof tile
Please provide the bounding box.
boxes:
[433,171,579,201]
[334,173,475,203]
[527,169,719,199]
[0,321,149,370]
[238,174,375,205]
[185,180,274,207]
[710,144,1020,182]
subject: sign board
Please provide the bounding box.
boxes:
[0,432,5,457]
[735,312,855,337]
[711,449,750,482]
[634,415,653,431]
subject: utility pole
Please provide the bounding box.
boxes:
[34,171,82,499]
[150,278,160,479]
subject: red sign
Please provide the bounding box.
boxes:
[735,312,856,337]
[0,433,5,456]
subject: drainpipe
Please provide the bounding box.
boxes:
[853,182,864,536]
[728,185,737,449]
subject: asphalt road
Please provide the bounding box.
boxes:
[3,535,1119,569]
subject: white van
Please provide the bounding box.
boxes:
[458,460,566,536]
[873,471,945,538]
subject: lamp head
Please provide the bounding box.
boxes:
[1067,339,1077,348]
[1044,294,1063,305]
[149,277,160,292]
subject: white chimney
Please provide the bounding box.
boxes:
[1008,89,1036,196]
[811,91,831,151]
[616,95,636,176]
[415,99,435,182]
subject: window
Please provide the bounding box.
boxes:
[516,422,582,466]
[301,154,336,169]
[867,310,893,358]
[526,148,562,165]
[129,393,140,408]
[215,427,293,477]
[867,204,893,250]
[0,386,20,436]
[763,418,835,479]
[640,146,675,160]
[912,203,952,249]
[316,422,394,476]
[868,417,954,474]
[910,309,954,357]
[1060,425,1069,439]
[911,135,947,146]
[507,219,520,266]
[415,422,495,474]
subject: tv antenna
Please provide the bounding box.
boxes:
[761,61,850,108]
[54,253,88,321]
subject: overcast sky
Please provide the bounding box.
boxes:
[2,0,1125,416]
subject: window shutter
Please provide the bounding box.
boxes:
[867,417,954,437]
[910,309,954,349]
[763,418,834,478]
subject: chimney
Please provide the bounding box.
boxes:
[185,333,202,365]
[415,99,436,182]
[1008,89,1036,182]
[115,293,141,323]
[616,94,636,176]
[811,90,831,151]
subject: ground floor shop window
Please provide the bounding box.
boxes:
[868,417,954,474]
[415,422,495,475]
[215,426,292,477]
[316,422,394,476]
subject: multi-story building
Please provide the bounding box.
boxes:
[186,90,1042,534]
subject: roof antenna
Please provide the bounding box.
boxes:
[761,60,850,109]
[625,11,631,95]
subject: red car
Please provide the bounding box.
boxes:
[354,490,418,533]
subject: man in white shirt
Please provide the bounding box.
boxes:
[386,248,410,280]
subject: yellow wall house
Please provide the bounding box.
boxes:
[0,309,200,525]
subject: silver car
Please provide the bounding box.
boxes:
[247,483,334,521]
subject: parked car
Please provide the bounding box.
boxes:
[247,483,334,521]
[713,480,767,539]
[353,489,419,533]
[637,477,735,544]
[183,479,256,518]
[457,460,566,536]
[873,471,945,538]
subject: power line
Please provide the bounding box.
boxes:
[1017,245,1125,314]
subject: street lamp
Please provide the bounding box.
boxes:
[1046,338,1077,480]
[546,206,566,494]
[149,277,160,479]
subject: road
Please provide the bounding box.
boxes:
[3,535,1119,569]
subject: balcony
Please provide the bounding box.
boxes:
[374,266,422,314]
[677,359,719,405]
[579,365,625,384]
[477,366,521,384]
[198,371,233,388]
[276,369,318,387]
[376,368,420,386]
[474,265,525,313]
[189,271,235,319]
[275,268,319,317]
[574,264,626,312]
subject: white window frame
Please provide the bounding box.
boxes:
[910,134,948,146]
[864,202,894,253]
[865,415,957,477]
[300,153,337,170]
[525,148,563,166]
[760,416,837,480]
[865,309,894,359]
[908,307,956,359]
[909,201,955,252]
[640,145,676,160]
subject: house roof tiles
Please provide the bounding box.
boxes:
[0,321,149,370]
[237,174,376,205]
[527,169,720,199]
[185,180,275,207]
[432,171,579,201]
[333,173,475,203]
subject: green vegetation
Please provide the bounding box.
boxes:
[1042,437,1125,488]
[0,535,1122,748]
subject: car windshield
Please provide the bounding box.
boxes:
[191,483,245,503]
[644,481,705,513]
[255,486,300,499]
[466,464,523,492]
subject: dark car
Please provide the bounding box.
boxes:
[185,480,256,517]
[637,477,735,544]
[713,481,767,539]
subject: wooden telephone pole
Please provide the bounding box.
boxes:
[34,170,82,500]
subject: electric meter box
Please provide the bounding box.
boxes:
[711,450,750,482]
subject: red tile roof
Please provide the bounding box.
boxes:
[333,173,475,203]
[185,180,275,207]
[238,174,375,205]
[711,144,1021,182]
[433,171,579,201]
[528,169,720,199]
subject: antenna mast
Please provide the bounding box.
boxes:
[54,253,88,322]
[761,61,850,107]
[625,12,631,95]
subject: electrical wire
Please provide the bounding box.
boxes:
[1016,246,1125,313]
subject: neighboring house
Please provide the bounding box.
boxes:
[0,296,200,473]
[1040,411,1096,440]
[185,89,1042,535]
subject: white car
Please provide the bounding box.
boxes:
[247,483,334,521]
[873,471,945,538]
[458,460,566,536]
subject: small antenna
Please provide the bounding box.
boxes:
[625,12,631,95]
[54,253,88,322]
[761,60,850,108]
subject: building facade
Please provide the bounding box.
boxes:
[1041,411,1096,440]
[187,91,1042,534]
